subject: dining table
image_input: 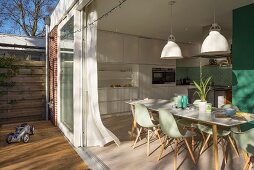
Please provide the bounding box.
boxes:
[126,99,254,170]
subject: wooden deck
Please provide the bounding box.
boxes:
[90,115,246,170]
[0,121,88,170]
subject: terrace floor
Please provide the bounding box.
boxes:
[0,121,88,170]
[90,115,247,170]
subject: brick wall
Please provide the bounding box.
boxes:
[49,26,58,126]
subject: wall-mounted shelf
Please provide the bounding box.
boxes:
[98,63,138,88]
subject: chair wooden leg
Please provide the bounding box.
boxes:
[155,128,162,145]
[200,131,207,147]
[133,127,142,149]
[200,134,211,155]
[190,128,195,151]
[228,135,240,157]
[158,136,167,161]
[184,138,196,164]
[248,163,253,170]
[147,129,150,156]
[243,150,249,162]
[221,138,227,164]
[174,139,179,170]
[243,156,250,170]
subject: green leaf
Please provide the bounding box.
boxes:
[193,76,212,102]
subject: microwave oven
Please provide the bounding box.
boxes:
[152,68,175,84]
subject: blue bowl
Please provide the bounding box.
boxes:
[224,108,236,116]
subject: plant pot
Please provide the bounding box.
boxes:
[199,101,207,113]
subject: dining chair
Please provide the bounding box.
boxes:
[157,109,196,170]
[231,127,254,170]
[177,118,199,151]
[198,124,239,164]
[132,103,162,156]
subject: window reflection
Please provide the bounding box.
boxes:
[60,16,74,131]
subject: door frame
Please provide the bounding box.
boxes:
[57,4,83,147]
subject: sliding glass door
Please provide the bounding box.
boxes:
[59,17,74,131]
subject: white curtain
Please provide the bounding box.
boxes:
[86,1,120,147]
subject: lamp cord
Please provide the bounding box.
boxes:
[213,0,216,24]
[170,2,173,35]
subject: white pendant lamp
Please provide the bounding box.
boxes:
[201,1,229,55]
[161,1,182,59]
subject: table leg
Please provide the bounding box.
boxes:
[130,120,135,140]
[130,105,136,140]
[212,124,219,170]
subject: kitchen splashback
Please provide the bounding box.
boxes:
[176,67,232,86]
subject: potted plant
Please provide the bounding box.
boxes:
[193,76,212,113]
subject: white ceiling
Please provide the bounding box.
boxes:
[97,0,254,44]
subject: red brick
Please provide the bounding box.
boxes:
[49,26,58,126]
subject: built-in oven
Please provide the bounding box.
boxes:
[152,68,175,84]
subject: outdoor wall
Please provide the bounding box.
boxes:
[0,60,46,124]
[232,3,254,129]
[49,26,58,126]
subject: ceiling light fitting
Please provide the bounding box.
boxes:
[201,1,229,55]
[161,0,182,59]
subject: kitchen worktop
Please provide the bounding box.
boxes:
[188,85,232,107]
[188,85,232,90]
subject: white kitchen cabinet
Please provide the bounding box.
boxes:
[138,38,155,64]
[139,38,176,66]
[123,35,139,64]
[98,87,138,115]
[106,101,130,115]
[97,31,124,63]
[98,87,138,102]
[180,43,200,58]
[99,102,107,115]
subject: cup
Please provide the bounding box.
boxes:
[206,103,212,113]
[182,96,188,109]
[177,96,183,108]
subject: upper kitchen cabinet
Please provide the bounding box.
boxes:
[97,30,124,63]
[180,43,200,58]
[176,57,209,67]
[176,43,209,67]
[139,38,176,66]
[123,35,139,64]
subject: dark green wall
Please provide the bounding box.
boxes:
[233,3,254,129]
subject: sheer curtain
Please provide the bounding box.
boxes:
[85,1,120,147]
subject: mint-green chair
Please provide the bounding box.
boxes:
[194,102,239,162]
[157,109,196,170]
[198,123,239,164]
[231,128,254,170]
[133,103,161,156]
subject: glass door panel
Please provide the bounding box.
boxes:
[60,17,74,131]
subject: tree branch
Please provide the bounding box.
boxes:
[16,0,30,36]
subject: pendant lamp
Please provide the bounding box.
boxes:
[201,1,229,55]
[161,1,182,59]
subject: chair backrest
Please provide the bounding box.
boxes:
[232,128,254,156]
[158,109,184,138]
[134,103,155,128]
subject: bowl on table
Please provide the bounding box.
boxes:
[224,108,236,117]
